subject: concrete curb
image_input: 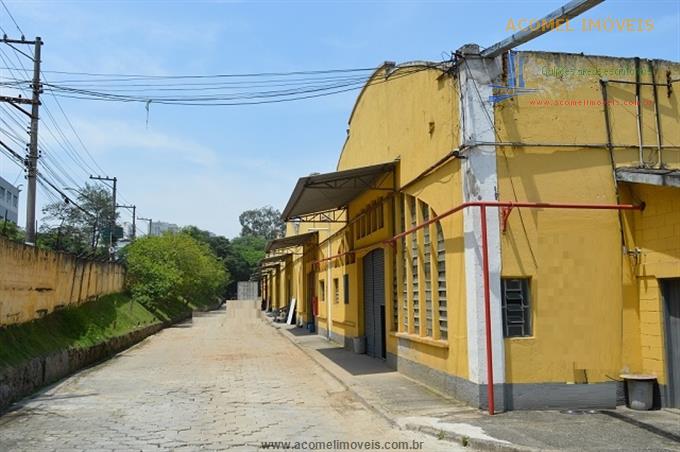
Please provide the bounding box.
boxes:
[404,424,540,452]
[265,316,398,429]
[262,316,538,452]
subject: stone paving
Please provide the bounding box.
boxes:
[0,300,459,451]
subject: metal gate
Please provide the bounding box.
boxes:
[662,278,680,408]
[237,281,258,300]
[363,248,386,359]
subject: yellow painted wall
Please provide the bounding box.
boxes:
[497,51,679,384]
[621,183,680,385]
[0,238,125,326]
[500,52,679,171]
[336,63,469,379]
[338,64,459,185]
[274,53,679,395]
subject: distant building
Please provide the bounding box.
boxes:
[149,221,180,236]
[121,221,135,240]
[0,176,19,224]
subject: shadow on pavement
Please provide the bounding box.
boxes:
[600,409,680,443]
[317,347,395,376]
[289,327,314,337]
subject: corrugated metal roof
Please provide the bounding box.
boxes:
[281,161,396,221]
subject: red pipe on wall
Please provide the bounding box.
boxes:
[304,199,644,415]
[480,205,495,415]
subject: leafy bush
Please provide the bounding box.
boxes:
[123,233,228,307]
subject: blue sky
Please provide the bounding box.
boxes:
[0,0,678,237]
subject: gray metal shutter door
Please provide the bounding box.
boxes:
[363,252,375,357]
[663,279,680,408]
[373,248,385,359]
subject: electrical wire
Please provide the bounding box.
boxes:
[0,0,25,37]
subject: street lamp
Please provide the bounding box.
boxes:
[308,226,332,340]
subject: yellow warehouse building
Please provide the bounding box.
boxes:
[261,45,680,411]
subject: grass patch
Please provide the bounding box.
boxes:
[0,293,215,370]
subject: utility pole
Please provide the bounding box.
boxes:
[137,216,152,236]
[0,36,42,244]
[90,175,117,247]
[116,204,136,240]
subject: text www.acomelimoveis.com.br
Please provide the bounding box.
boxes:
[526,98,655,107]
[260,439,425,450]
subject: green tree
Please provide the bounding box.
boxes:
[123,233,228,307]
[238,206,284,240]
[0,219,24,243]
[39,183,118,256]
[225,235,267,283]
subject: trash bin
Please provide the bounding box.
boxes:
[620,374,656,410]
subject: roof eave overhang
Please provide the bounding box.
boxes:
[281,161,397,222]
[265,231,319,253]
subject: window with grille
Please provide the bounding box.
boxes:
[355,201,385,240]
[410,197,419,331]
[502,278,531,337]
[391,197,399,330]
[436,221,448,340]
[397,195,449,340]
[421,201,433,337]
[333,278,340,304]
[400,200,408,330]
[343,274,350,304]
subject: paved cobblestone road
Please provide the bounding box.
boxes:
[0,300,459,451]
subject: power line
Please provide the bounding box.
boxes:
[0,0,24,37]
[0,66,377,80]
[41,65,439,106]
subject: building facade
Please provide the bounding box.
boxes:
[149,221,180,236]
[0,176,19,224]
[262,48,680,411]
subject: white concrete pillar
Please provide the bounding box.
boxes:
[457,44,506,405]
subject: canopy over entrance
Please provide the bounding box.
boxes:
[281,162,396,223]
[265,231,318,253]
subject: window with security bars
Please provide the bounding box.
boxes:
[502,278,531,337]
[421,201,433,337]
[409,197,419,331]
[436,221,448,340]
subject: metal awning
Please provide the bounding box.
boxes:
[259,253,293,267]
[281,161,396,222]
[265,231,318,253]
[616,167,680,188]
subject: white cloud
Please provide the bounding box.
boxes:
[71,118,219,167]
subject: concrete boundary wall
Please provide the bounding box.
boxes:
[0,322,165,412]
[0,237,125,326]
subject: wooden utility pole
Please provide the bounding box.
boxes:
[116,204,136,240]
[0,36,42,243]
[90,175,117,249]
[137,216,152,236]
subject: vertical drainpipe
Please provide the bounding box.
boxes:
[457,44,505,413]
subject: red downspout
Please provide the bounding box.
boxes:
[480,205,494,415]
